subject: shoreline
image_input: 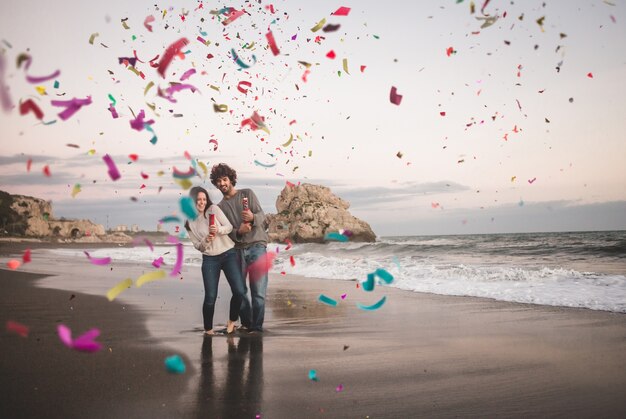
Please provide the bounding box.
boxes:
[2,242,626,417]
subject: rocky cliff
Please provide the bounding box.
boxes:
[0,190,106,239]
[265,183,376,243]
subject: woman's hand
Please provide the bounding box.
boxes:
[209,225,217,236]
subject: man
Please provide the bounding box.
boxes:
[210,163,269,333]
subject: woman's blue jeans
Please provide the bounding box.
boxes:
[201,248,246,331]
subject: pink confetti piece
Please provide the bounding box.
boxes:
[129,109,154,131]
[57,324,102,353]
[26,69,61,84]
[247,251,277,281]
[209,139,219,151]
[167,235,183,276]
[152,256,164,268]
[266,31,280,55]
[84,251,112,266]
[19,99,44,120]
[102,154,121,181]
[42,165,51,177]
[50,96,92,121]
[180,68,196,81]
[144,15,155,32]
[335,384,344,392]
[6,320,29,337]
[389,86,403,105]
[108,104,119,119]
[340,294,347,300]
[7,259,21,270]
[157,38,189,78]
[332,6,351,16]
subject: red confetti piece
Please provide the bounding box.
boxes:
[43,165,51,177]
[19,99,44,120]
[326,50,336,59]
[389,86,403,105]
[129,154,139,161]
[6,320,29,337]
[237,80,252,94]
[22,249,31,263]
[157,38,189,78]
[246,252,277,281]
[266,31,280,56]
[285,239,293,251]
[440,111,446,116]
[332,6,351,16]
[7,259,21,270]
[587,72,593,78]
[140,171,149,179]
[290,255,296,267]
[26,159,32,172]
[360,65,366,73]
[446,47,455,57]
[222,9,246,26]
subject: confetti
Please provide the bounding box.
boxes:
[318,294,338,306]
[356,296,387,311]
[71,184,81,198]
[106,278,133,301]
[57,324,102,353]
[254,160,276,168]
[390,86,403,105]
[157,38,189,78]
[83,251,111,266]
[173,166,196,179]
[152,257,164,268]
[144,15,155,32]
[362,272,375,292]
[167,235,184,276]
[246,251,277,281]
[266,31,280,56]
[308,369,319,381]
[311,18,326,32]
[290,255,296,267]
[135,270,166,288]
[336,384,344,392]
[375,268,394,284]
[6,320,29,337]
[324,232,348,242]
[43,165,51,177]
[7,259,21,270]
[165,354,186,374]
[326,50,336,59]
[180,196,198,220]
[22,249,31,263]
[237,80,252,94]
[88,33,99,45]
[50,96,92,120]
[102,154,121,181]
[231,48,257,69]
[0,53,13,111]
[332,7,351,16]
[222,9,246,26]
[19,99,44,120]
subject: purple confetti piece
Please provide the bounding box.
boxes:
[102,154,121,181]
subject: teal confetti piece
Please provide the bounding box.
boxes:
[362,273,375,292]
[308,369,319,381]
[375,268,394,284]
[145,124,157,145]
[180,197,197,221]
[165,354,186,374]
[324,232,348,242]
[253,159,276,168]
[43,119,57,125]
[107,93,116,106]
[53,80,59,88]
[159,216,181,223]
[356,296,386,311]
[318,294,338,307]
[231,48,256,69]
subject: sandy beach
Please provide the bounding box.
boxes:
[1,242,625,418]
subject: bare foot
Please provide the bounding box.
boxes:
[204,329,215,336]
[227,320,236,334]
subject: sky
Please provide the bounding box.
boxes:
[0,0,624,236]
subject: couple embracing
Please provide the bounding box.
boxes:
[185,163,269,336]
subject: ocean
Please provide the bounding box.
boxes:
[48,230,626,313]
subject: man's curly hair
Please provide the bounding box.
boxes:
[210,163,237,187]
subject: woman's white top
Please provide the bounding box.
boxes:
[186,204,235,256]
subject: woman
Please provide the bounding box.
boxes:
[186,186,246,335]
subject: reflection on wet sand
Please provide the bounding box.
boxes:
[195,335,263,418]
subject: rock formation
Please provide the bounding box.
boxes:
[0,190,106,240]
[265,183,376,243]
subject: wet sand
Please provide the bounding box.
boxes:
[1,242,626,418]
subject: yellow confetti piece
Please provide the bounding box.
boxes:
[136,270,166,288]
[197,161,208,176]
[121,20,130,30]
[128,66,142,77]
[35,86,47,95]
[308,150,312,157]
[281,133,294,147]
[71,184,81,198]
[144,81,154,96]
[213,104,228,112]
[87,149,96,156]
[342,58,350,75]
[244,41,255,49]
[89,32,99,45]
[146,102,159,116]
[107,278,132,301]
[157,170,165,176]
[311,18,326,32]
[209,85,220,92]
[175,178,193,190]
